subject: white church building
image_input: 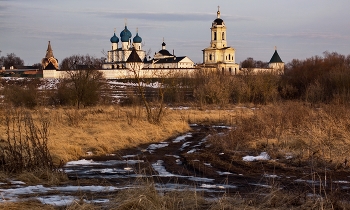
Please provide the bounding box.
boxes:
[200,7,284,75]
[42,7,283,79]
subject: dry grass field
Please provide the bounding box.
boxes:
[0,105,252,165]
[1,103,350,209]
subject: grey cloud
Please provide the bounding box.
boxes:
[265,32,349,40]
[89,11,253,22]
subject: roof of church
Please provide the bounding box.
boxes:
[133,32,142,43]
[154,56,186,64]
[110,32,119,43]
[120,25,132,39]
[269,50,283,63]
[126,48,142,63]
[158,49,173,56]
[45,41,54,58]
[213,18,224,25]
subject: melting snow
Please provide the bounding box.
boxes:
[187,149,197,154]
[173,133,192,143]
[217,171,233,175]
[243,152,270,162]
[152,160,176,177]
[65,159,102,166]
[264,174,279,178]
[147,142,169,153]
[36,195,77,206]
[188,177,214,182]
[180,142,191,151]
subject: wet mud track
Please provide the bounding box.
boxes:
[64,124,350,198]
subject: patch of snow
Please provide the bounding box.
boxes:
[243,152,270,162]
[166,154,180,158]
[294,179,319,184]
[65,159,102,166]
[333,180,350,184]
[147,142,169,153]
[86,151,93,156]
[36,195,76,206]
[180,142,191,151]
[250,183,273,189]
[204,163,212,167]
[188,177,214,182]
[217,171,233,175]
[9,180,26,185]
[173,133,192,143]
[264,174,279,178]
[200,184,237,189]
[285,153,293,159]
[200,184,217,189]
[212,125,232,129]
[169,106,190,110]
[107,154,116,156]
[123,155,136,158]
[187,149,197,154]
[152,160,175,177]
[53,185,120,192]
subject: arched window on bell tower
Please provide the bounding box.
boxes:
[214,32,217,41]
[222,32,225,40]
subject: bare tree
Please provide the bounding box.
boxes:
[59,54,103,70]
[0,53,24,69]
[127,56,172,124]
[56,54,106,108]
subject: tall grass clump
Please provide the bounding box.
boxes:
[0,109,54,173]
[210,102,350,167]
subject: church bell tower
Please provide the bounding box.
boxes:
[210,6,227,49]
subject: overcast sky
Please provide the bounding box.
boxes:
[1,0,350,66]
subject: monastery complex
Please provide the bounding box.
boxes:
[3,8,284,78]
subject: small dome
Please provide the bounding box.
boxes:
[213,18,224,25]
[120,26,132,40]
[162,42,166,47]
[133,33,142,43]
[110,33,119,43]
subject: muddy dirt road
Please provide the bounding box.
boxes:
[64,124,350,198]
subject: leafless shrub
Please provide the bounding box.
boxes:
[0,109,54,173]
[64,109,86,127]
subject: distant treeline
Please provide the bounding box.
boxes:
[1,51,350,108]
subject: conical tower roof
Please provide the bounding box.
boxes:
[269,49,283,63]
[126,48,142,63]
[45,41,54,58]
